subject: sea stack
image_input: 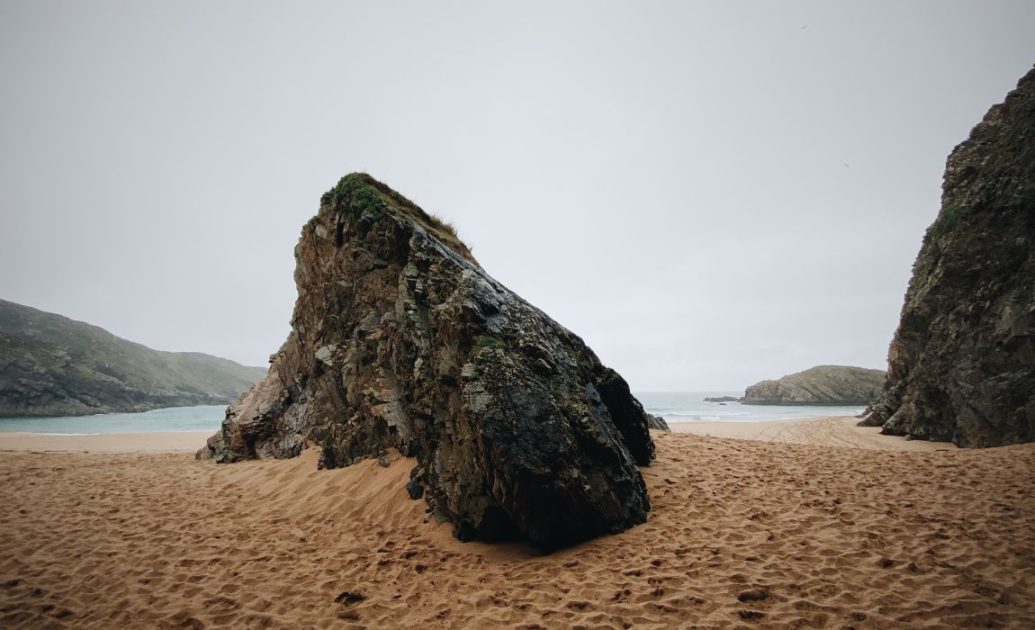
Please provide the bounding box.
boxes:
[199,174,656,549]
[861,66,1035,447]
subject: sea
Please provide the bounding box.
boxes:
[636,392,865,423]
[0,405,227,435]
[0,392,865,435]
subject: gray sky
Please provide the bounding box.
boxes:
[1,1,1033,390]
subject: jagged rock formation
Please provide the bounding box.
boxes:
[861,67,1035,447]
[199,174,656,549]
[704,396,740,403]
[742,365,885,406]
[0,299,266,417]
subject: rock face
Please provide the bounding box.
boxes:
[199,173,656,550]
[0,299,266,417]
[860,67,1035,448]
[742,365,886,406]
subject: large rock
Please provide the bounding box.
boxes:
[860,67,1035,447]
[199,173,656,549]
[742,365,886,406]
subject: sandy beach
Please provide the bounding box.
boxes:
[0,431,212,453]
[670,416,957,452]
[2,419,1033,628]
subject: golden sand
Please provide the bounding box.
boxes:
[0,431,211,453]
[669,415,955,452]
[1,420,1033,628]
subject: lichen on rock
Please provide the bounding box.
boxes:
[200,173,656,549]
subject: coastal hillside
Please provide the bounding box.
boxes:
[742,365,886,406]
[862,66,1035,448]
[0,299,267,417]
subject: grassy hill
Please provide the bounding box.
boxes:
[0,299,267,417]
[741,365,886,406]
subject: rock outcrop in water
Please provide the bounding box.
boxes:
[742,365,886,406]
[199,174,656,549]
[860,67,1035,447]
[0,299,266,417]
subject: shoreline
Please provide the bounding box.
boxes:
[0,430,212,453]
[0,415,956,454]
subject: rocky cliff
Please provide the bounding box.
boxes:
[742,365,886,406]
[199,173,656,550]
[0,299,266,417]
[860,67,1035,447]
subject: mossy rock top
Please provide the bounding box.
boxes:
[321,173,474,263]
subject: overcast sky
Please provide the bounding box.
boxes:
[1,1,1033,390]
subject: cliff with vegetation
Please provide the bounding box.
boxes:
[0,299,266,417]
[200,173,656,550]
[861,66,1035,447]
[742,365,886,406]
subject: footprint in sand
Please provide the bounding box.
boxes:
[737,587,770,603]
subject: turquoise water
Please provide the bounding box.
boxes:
[0,405,226,435]
[0,392,864,434]
[636,392,865,423]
